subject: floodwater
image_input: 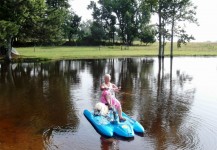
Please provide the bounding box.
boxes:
[0,57,217,150]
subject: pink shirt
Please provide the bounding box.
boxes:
[101,90,121,109]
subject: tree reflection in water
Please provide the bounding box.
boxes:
[140,58,196,150]
[0,58,196,150]
[0,61,79,149]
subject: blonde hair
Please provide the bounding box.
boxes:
[104,74,111,80]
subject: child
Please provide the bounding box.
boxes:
[100,74,126,122]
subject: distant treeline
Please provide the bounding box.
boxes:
[0,0,198,61]
[12,40,125,47]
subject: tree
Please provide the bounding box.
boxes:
[0,21,19,60]
[108,0,140,45]
[176,28,195,48]
[163,0,198,57]
[15,0,46,45]
[140,25,156,45]
[88,0,152,45]
[63,11,81,42]
[77,20,92,40]
[90,21,106,42]
[0,0,71,61]
[42,0,70,44]
[46,0,70,8]
[0,0,37,61]
[152,0,198,57]
[88,0,110,43]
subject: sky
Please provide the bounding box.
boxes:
[69,0,217,42]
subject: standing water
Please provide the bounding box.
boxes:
[0,57,217,150]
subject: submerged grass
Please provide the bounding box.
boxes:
[15,42,217,60]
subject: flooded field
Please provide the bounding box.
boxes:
[0,57,217,150]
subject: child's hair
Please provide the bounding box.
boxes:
[104,74,111,80]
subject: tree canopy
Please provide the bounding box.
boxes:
[0,0,198,61]
[0,0,76,61]
[88,0,153,45]
[153,0,198,57]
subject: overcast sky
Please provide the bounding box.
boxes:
[69,0,217,42]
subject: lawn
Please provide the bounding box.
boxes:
[14,42,217,60]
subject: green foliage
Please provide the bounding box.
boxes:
[63,11,81,42]
[46,0,70,9]
[0,0,30,24]
[88,0,116,43]
[39,8,67,44]
[110,0,140,44]
[0,0,76,47]
[0,0,33,39]
[90,21,106,42]
[88,0,152,45]
[0,0,35,60]
[43,0,70,44]
[177,29,195,48]
[154,0,198,56]
[0,21,19,46]
[77,20,92,40]
[140,26,156,45]
[16,0,46,42]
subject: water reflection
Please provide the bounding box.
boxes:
[0,57,208,150]
[142,58,197,150]
[0,61,79,149]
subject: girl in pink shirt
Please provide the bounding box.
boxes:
[100,74,126,122]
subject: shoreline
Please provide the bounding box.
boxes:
[1,43,217,62]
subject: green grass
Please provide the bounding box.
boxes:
[14,42,217,60]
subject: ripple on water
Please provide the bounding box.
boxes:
[42,125,77,150]
[170,114,217,150]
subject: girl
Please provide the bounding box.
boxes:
[100,74,126,122]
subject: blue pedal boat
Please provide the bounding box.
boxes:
[83,109,144,138]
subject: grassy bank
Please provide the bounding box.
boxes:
[15,42,217,60]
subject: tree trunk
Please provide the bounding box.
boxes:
[170,11,175,58]
[112,31,115,45]
[158,1,162,58]
[162,19,165,58]
[162,33,165,58]
[5,36,12,62]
